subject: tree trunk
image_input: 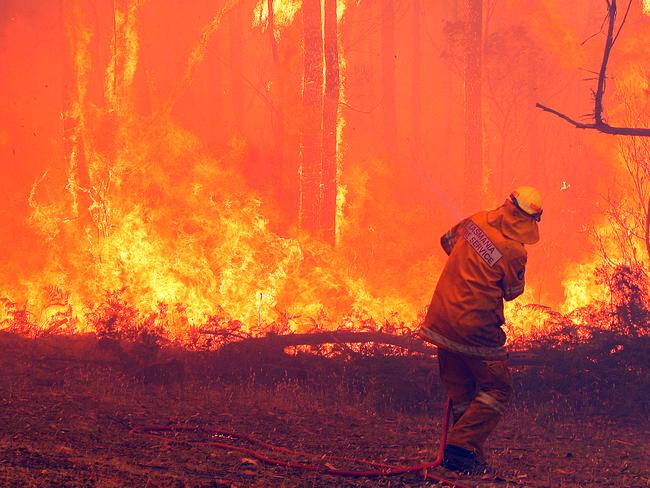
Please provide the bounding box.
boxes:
[62,0,98,219]
[107,0,139,116]
[527,46,544,188]
[463,0,483,209]
[229,5,244,132]
[441,0,463,213]
[321,0,339,244]
[267,0,285,206]
[61,0,84,218]
[411,0,422,147]
[381,0,397,161]
[299,0,324,234]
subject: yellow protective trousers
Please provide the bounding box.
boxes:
[438,348,513,457]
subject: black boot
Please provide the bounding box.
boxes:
[442,444,489,475]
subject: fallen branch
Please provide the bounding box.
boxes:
[209,330,544,365]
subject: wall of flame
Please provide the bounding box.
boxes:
[0,0,648,342]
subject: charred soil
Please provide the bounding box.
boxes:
[0,332,648,487]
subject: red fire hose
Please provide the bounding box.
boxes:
[132,397,470,487]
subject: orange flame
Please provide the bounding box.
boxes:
[1,1,648,345]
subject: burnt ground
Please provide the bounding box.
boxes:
[0,332,648,488]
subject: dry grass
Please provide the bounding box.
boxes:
[0,331,648,487]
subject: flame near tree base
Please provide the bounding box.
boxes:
[3,112,649,345]
[1,262,648,350]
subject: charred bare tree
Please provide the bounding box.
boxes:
[299,0,324,233]
[320,0,340,244]
[463,0,483,207]
[536,1,650,261]
[536,0,650,137]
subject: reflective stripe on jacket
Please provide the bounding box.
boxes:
[420,200,537,359]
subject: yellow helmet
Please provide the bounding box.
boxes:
[510,186,543,221]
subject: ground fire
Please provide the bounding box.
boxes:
[0,1,649,486]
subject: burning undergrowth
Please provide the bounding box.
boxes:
[505,263,649,345]
[1,0,648,361]
[1,260,648,355]
[2,112,435,342]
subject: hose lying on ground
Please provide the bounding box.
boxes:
[132,397,470,487]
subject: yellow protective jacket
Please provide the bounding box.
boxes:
[419,200,539,360]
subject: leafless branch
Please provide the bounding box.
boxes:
[579,10,610,46]
[611,0,633,47]
[536,103,650,136]
[535,103,594,128]
[537,0,650,137]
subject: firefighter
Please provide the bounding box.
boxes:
[419,186,543,474]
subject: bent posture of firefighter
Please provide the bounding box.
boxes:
[420,187,543,474]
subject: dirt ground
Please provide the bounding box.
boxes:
[0,332,648,488]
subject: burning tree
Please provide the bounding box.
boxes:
[299,0,324,236]
[321,0,341,243]
[299,0,343,244]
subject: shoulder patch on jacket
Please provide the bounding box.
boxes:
[462,220,503,267]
